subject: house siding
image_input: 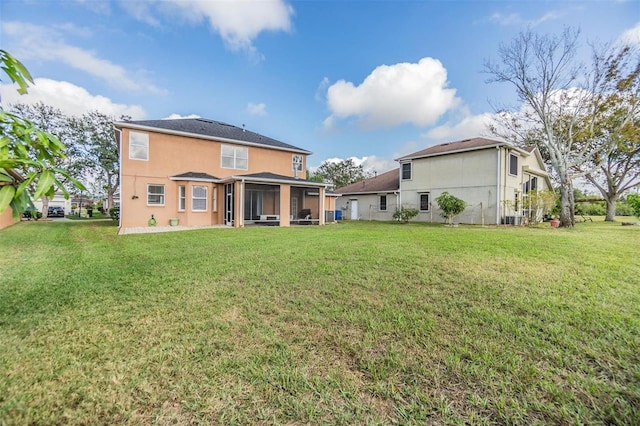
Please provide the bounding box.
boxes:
[119,128,307,228]
[0,209,17,230]
[400,145,550,225]
[336,193,399,221]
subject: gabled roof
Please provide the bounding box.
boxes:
[396,137,528,161]
[114,118,311,154]
[170,172,219,182]
[334,168,399,195]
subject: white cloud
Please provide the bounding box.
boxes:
[324,57,460,129]
[1,21,165,94]
[120,0,294,58]
[0,78,146,119]
[619,22,640,46]
[247,102,267,116]
[488,10,565,27]
[163,113,201,119]
[309,155,397,175]
[421,112,496,142]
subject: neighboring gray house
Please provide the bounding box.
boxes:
[396,137,552,225]
[335,169,399,221]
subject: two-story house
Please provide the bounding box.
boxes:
[336,137,552,225]
[115,118,334,230]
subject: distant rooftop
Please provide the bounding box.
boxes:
[115,118,311,154]
[397,137,506,161]
[334,168,399,194]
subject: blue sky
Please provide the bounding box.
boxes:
[1,0,638,173]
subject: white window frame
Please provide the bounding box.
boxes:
[192,185,208,212]
[147,184,165,206]
[178,185,186,211]
[509,153,518,176]
[419,193,430,212]
[401,162,412,180]
[292,154,303,172]
[379,195,387,211]
[129,131,149,161]
[221,145,248,170]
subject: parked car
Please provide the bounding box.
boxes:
[47,206,65,217]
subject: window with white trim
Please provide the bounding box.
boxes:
[221,145,248,170]
[379,195,387,211]
[147,184,165,205]
[178,185,186,211]
[292,154,303,172]
[192,185,208,211]
[419,193,430,211]
[401,162,412,180]
[509,153,518,176]
[129,131,149,160]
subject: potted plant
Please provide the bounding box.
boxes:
[169,218,179,226]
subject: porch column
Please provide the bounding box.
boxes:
[280,184,291,227]
[319,187,325,225]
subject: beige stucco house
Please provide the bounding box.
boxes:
[115,118,335,230]
[334,169,399,221]
[396,137,552,225]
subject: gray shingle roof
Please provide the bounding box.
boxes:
[116,118,311,154]
[235,172,327,186]
[334,168,399,194]
[397,137,504,161]
[170,172,219,181]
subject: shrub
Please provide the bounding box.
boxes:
[393,207,419,223]
[436,192,466,225]
[626,194,640,219]
[109,206,119,221]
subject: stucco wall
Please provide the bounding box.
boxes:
[0,209,17,230]
[400,146,549,225]
[336,193,399,221]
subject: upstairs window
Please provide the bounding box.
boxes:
[221,145,248,170]
[401,162,412,180]
[509,153,518,176]
[292,154,303,172]
[129,132,149,160]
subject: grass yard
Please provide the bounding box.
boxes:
[0,220,638,425]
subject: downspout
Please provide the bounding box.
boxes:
[240,178,245,228]
[115,127,122,229]
[496,146,501,225]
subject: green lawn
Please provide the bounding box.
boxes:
[1,220,638,425]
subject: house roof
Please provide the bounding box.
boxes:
[396,137,529,161]
[221,172,330,187]
[170,172,219,182]
[114,118,312,154]
[334,168,399,195]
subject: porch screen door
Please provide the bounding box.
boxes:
[224,183,234,226]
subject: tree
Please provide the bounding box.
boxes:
[575,45,640,221]
[69,111,120,209]
[484,29,623,228]
[311,159,372,188]
[436,192,466,225]
[0,50,84,218]
[10,102,84,216]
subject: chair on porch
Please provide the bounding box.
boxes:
[298,208,312,224]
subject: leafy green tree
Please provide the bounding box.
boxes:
[0,50,84,218]
[627,193,640,219]
[436,192,466,225]
[311,159,372,188]
[69,111,120,209]
[575,45,640,222]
